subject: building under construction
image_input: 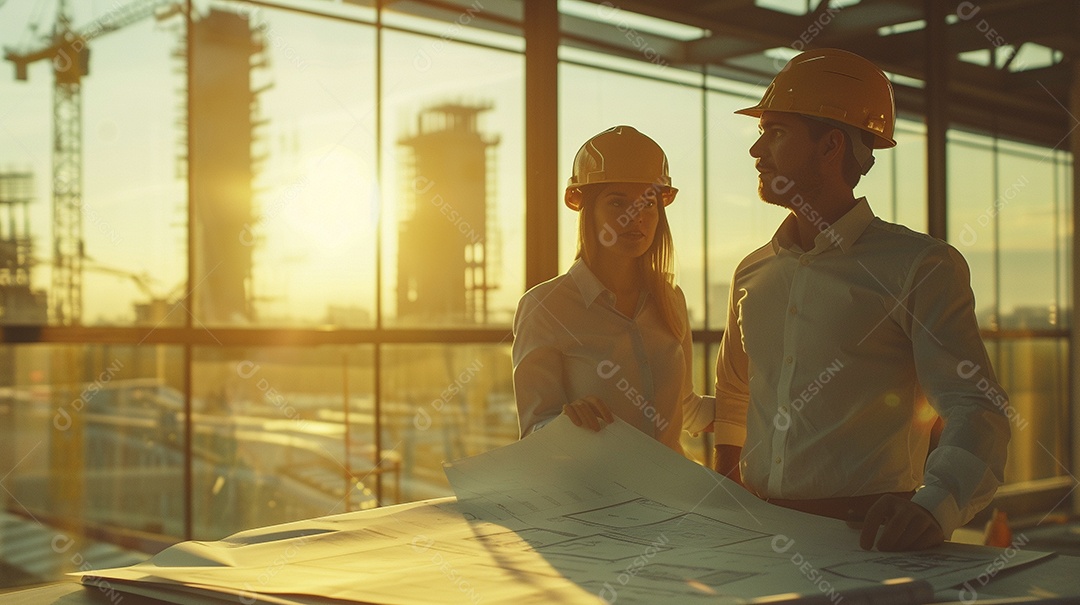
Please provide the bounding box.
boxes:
[189,8,265,325]
[396,102,499,325]
[3,3,263,326]
[0,171,47,324]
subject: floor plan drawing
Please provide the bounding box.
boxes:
[76,417,1053,604]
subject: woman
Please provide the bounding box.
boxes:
[512,125,713,455]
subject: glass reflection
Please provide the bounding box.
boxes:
[192,346,376,539]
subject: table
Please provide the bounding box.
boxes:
[2,553,1078,605]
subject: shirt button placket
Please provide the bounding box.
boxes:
[771,254,805,495]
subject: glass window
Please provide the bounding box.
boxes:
[997,142,1057,330]
[1054,152,1072,330]
[0,3,185,326]
[381,30,524,327]
[892,120,928,232]
[191,345,374,539]
[997,338,1068,484]
[192,8,378,328]
[946,130,1071,487]
[947,132,996,328]
[994,141,1069,485]
[705,89,787,329]
[855,132,894,222]
[0,344,179,577]
[380,344,515,500]
[856,118,926,230]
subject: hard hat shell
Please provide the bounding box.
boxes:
[565,125,677,210]
[736,48,897,149]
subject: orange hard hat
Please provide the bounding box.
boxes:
[736,48,897,149]
[565,125,677,210]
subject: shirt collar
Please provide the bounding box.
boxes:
[568,258,609,308]
[771,197,875,255]
[828,197,875,253]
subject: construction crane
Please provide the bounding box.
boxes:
[3,0,178,324]
[82,260,186,325]
[82,263,162,301]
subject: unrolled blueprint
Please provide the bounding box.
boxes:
[78,416,1050,604]
[442,416,1050,602]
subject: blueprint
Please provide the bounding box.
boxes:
[77,416,1052,604]
[442,416,1051,602]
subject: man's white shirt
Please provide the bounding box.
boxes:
[714,198,1011,536]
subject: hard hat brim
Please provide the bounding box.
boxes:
[563,185,678,211]
[735,105,897,149]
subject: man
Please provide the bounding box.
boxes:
[713,48,1010,552]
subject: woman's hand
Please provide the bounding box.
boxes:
[563,396,614,431]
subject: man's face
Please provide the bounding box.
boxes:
[748,111,824,209]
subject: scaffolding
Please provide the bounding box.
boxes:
[0,171,47,323]
[396,102,500,325]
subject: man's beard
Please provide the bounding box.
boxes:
[757,171,822,214]
[757,173,799,209]
[757,180,791,210]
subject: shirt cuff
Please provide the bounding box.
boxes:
[686,395,716,437]
[712,421,747,447]
[911,485,962,539]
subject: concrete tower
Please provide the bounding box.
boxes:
[396,103,499,324]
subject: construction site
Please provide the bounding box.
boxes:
[0,0,1078,601]
[0,0,520,583]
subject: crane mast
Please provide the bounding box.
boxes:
[52,0,83,325]
[4,0,174,324]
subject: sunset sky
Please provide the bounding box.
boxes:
[0,0,1069,328]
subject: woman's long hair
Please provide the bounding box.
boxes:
[575,184,685,339]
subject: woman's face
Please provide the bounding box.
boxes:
[590,182,661,260]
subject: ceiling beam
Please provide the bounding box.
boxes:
[563,0,1076,150]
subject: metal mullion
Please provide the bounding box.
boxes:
[183,0,194,541]
[700,69,712,466]
[374,0,384,505]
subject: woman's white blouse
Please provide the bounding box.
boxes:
[512,259,714,453]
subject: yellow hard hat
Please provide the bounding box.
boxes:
[736,48,897,149]
[565,125,677,210]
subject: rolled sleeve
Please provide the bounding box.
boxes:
[902,243,1011,535]
[512,293,568,438]
[714,277,750,447]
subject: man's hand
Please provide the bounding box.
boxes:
[859,494,944,551]
[563,396,614,431]
[713,445,743,486]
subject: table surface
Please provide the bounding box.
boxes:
[2,552,1078,605]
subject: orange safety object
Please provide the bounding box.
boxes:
[736,48,897,149]
[565,125,677,210]
[983,508,1014,547]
